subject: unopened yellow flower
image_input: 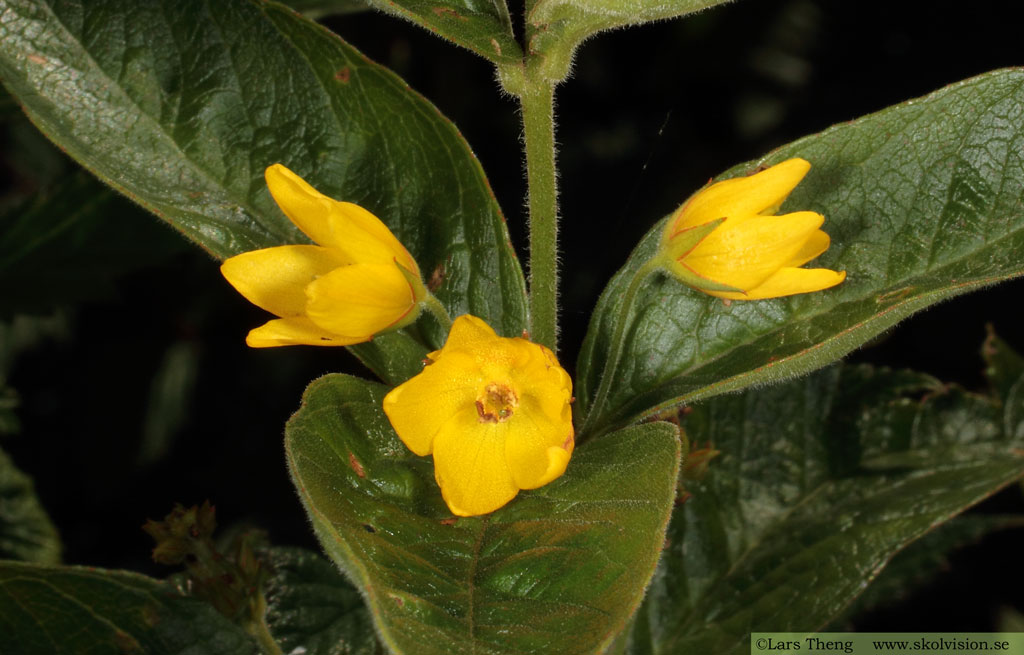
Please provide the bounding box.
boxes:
[656,158,845,300]
[221,164,426,347]
[382,315,574,517]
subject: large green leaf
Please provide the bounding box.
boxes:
[261,546,382,654]
[525,0,731,81]
[832,515,1024,626]
[362,0,522,66]
[285,373,681,655]
[0,561,259,654]
[281,0,370,19]
[0,447,60,564]
[578,69,1024,435]
[0,0,528,375]
[624,363,1024,654]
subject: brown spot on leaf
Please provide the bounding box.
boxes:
[491,38,501,56]
[428,263,445,291]
[876,286,914,304]
[721,298,732,307]
[349,453,366,478]
[432,6,466,19]
[440,517,457,526]
[28,54,47,65]
[334,67,350,83]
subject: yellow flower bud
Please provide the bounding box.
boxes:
[220,164,427,347]
[656,158,845,300]
[382,315,574,517]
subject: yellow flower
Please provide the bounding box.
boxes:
[656,158,845,300]
[220,164,426,347]
[382,315,574,517]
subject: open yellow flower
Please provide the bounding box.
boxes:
[655,158,845,300]
[382,315,574,517]
[220,164,426,347]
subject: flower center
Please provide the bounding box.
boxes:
[475,382,518,423]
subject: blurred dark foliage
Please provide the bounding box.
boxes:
[1,0,1021,635]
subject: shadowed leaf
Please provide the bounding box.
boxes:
[0,562,259,654]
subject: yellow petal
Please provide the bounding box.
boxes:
[382,351,482,456]
[504,397,573,490]
[787,229,830,267]
[509,343,573,429]
[246,316,356,347]
[685,211,824,291]
[432,407,519,517]
[221,245,343,317]
[265,164,339,250]
[265,164,418,272]
[331,202,420,274]
[708,267,847,300]
[304,263,419,340]
[671,158,811,231]
[440,314,500,353]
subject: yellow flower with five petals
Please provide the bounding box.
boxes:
[655,158,845,300]
[221,164,427,347]
[383,315,574,517]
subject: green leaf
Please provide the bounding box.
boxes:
[280,0,371,19]
[363,0,522,66]
[525,0,731,81]
[137,341,200,467]
[982,327,1024,407]
[833,515,1024,625]
[0,172,187,318]
[579,69,1024,435]
[0,0,528,374]
[0,561,260,654]
[285,373,681,655]
[0,447,60,564]
[626,364,1024,655]
[262,546,383,654]
[0,384,18,436]
[986,334,1024,443]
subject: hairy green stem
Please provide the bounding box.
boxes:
[422,292,453,333]
[520,78,560,352]
[581,260,660,437]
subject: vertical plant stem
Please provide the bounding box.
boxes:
[520,78,559,353]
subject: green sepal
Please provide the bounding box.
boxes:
[651,217,743,294]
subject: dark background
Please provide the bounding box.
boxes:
[2,0,1022,635]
